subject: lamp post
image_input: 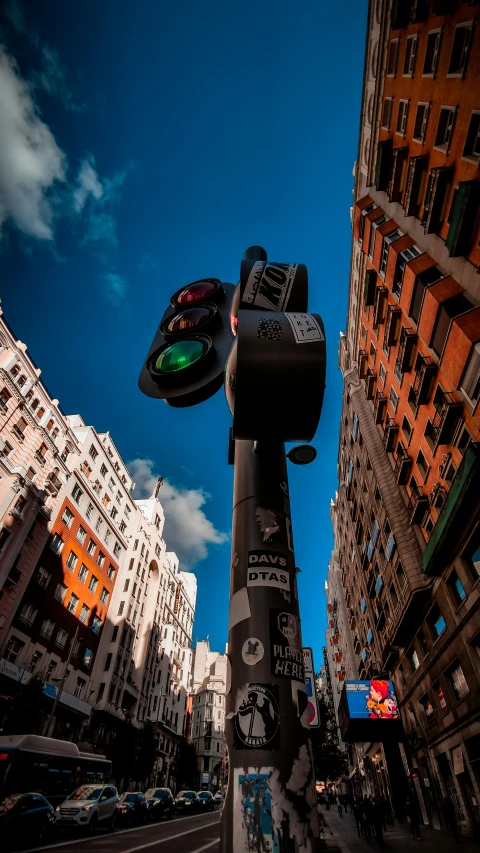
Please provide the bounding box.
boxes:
[45,625,79,738]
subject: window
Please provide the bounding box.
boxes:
[79,604,90,624]
[84,648,93,667]
[114,542,121,558]
[36,567,51,589]
[55,628,68,649]
[74,677,86,699]
[463,112,480,165]
[54,582,67,602]
[81,461,92,478]
[19,603,38,626]
[413,102,429,143]
[88,574,98,593]
[382,98,393,130]
[404,35,417,77]
[40,618,55,639]
[89,444,98,461]
[107,564,115,579]
[66,550,78,571]
[133,539,138,551]
[434,107,456,152]
[379,363,387,386]
[423,29,441,76]
[387,39,399,76]
[100,587,109,605]
[91,615,102,634]
[86,538,96,556]
[62,507,74,528]
[461,342,480,409]
[45,660,57,681]
[396,100,409,136]
[104,529,111,545]
[50,533,64,554]
[4,636,24,663]
[100,463,108,477]
[108,477,115,492]
[118,601,125,616]
[36,407,45,420]
[110,507,118,520]
[95,517,103,533]
[28,650,42,673]
[389,386,399,414]
[78,563,88,583]
[76,525,87,544]
[449,663,469,701]
[123,579,130,592]
[97,551,105,568]
[410,648,420,672]
[448,571,466,606]
[86,502,94,520]
[67,594,79,614]
[380,229,402,275]
[448,22,473,78]
[0,387,11,411]
[419,693,435,723]
[429,606,446,640]
[120,520,126,534]
[72,483,83,504]
[416,449,429,481]
[402,416,413,444]
[102,494,111,508]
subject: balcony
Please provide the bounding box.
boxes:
[366,369,376,401]
[383,416,399,452]
[395,328,417,374]
[374,605,385,630]
[358,349,368,380]
[384,305,402,347]
[426,391,463,450]
[403,156,428,217]
[387,147,409,203]
[422,167,453,235]
[408,481,430,525]
[375,139,393,192]
[373,286,388,326]
[364,269,377,306]
[374,391,387,425]
[45,472,62,494]
[11,425,25,442]
[445,181,480,258]
[423,442,480,576]
[395,442,413,485]
[408,354,437,412]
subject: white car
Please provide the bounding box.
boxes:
[55,784,118,833]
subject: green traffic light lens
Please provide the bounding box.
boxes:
[153,339,207,374]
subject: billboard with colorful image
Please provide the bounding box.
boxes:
[339,680,403,742]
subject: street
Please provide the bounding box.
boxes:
[320,806,479,853]
[19,811,220,853]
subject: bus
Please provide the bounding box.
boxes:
[0,735,112,806]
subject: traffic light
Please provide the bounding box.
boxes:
[139,278,235,407]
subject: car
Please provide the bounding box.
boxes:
[174,790,200,813]
[117,792,148,826]
[54,784,118,834]
[196,791,215,812]
[144,788,175,820]
[0,793,54,848]
[213,792,223,805]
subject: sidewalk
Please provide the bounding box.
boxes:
[318,805,479,853]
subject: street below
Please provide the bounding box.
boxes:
[18,811,220,853]
[320,806,479,853]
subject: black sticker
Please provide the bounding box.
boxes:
[269,609,304,681]
[233,684,280,750]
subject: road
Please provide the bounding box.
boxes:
[20,811,220,853]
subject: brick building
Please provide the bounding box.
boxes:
[330,0,480,838]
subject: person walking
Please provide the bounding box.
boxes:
[362,796,373,842]
[336,795,343,818]
[372,798,384,846]
[352,799,363,838]
[405,795,422,841]
[443,795,459,842]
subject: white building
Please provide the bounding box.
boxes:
[190,639,227,790]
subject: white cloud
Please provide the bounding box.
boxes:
[73,158,103,213]
[101,272,127,305]
[0,47,66,240]
[127,458,229,570]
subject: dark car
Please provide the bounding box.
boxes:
[0,793,54,847]
[144,788,174,820]
[196,791,215,812]
[117,792,148,826]
[175,790,200,813]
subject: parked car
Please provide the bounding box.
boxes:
[175,790,200,813]
[0,793,54,847]
[117,792,148,825]
[54,784,118,834]
[144,788,175,820]
[213,792,223,805]
[197,791,215,812]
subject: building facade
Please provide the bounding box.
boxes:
[190,639,227,790]
[331,0,480,837]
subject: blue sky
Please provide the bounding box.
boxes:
[0,0,367,669]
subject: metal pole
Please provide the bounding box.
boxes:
[221,439,321,852]
[46,625,79,737]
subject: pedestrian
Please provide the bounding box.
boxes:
[362,796,373,842]
[372,798,384,845]
[443,795,459,842]
[336,795,343,818]
[405,796,422,841]
[352,799,363,838]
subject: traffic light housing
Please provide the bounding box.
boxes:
[139,278,235,407]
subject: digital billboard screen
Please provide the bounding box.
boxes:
[339,680,403,742]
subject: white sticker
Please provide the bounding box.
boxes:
[243,262,298,311]
[285,312,324,344]
[229,587,251,631]
[226,656,232,694]
[242,638,264,666]
[247,568,290,592]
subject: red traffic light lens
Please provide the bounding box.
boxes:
[176,281,217,304]
[162,305,217,337]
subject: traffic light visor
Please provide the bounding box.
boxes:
[174,280,220,305]
[162,305,216,336]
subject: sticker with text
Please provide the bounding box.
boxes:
[285,312,324,344]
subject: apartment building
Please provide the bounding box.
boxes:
[190,639,227,790]
[332,0,480,837]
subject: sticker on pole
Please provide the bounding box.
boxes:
[255,508,283,543]
[269,610,304,680]
[303,647,320,728]
[242,638,264,666]
[285,313,324,344]
[247,551,290,592]
[243,262,298,311]
[233,684,280,750]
